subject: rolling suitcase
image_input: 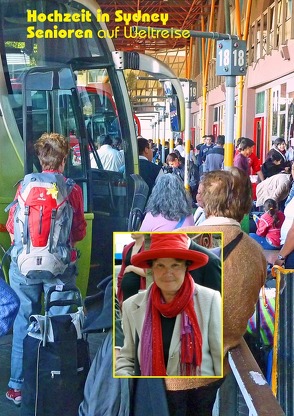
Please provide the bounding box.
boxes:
[21,284,90,416]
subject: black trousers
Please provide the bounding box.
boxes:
[166,379,224,416]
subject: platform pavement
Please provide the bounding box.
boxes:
[0,253,277,415]
[0,331,104,415]
[0,333,19,416]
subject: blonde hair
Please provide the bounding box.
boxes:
[200,168,252,222]
[34,132,70,170]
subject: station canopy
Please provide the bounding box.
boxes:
[97,0,215,52]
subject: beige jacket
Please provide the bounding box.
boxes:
[116,282,222,377]
[256,173,291,207]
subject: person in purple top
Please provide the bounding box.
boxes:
[140,173,194,231]
[233,137,255,175]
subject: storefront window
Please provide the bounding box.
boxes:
[256,91,265,114]
[272,112,278,136]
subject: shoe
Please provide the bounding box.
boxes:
[6,388,21,406]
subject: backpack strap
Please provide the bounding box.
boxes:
[223,231,243,260]
[48,176,75,252]
[65,177,76,196]
[175,217,185,229]
[23,206,30,248]
[48,208,57,253]
[4,199,18,213]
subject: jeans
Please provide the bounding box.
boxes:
[249,233,280,250]
[8,260,77,390]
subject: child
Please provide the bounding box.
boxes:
[249,198,285,249]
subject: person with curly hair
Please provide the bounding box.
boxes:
[139,173,194,231]
[171,167,267,415]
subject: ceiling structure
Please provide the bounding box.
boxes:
[96,1,218,109]
[96,0,216,53]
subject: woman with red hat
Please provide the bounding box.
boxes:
[115,233,222,377]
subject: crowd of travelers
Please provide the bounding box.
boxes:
[2,129,293,415]
[114,132,294,414]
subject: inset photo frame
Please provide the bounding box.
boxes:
[113,231,223,379]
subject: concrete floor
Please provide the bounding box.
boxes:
[0,333,20,416]
[0,331,104,415]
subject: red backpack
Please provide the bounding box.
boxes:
[9,172,75,279]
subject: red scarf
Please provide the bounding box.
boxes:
[140,272,202,376]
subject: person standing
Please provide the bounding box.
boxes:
[139,174,194,231]
[5,132,87,406]
[176,168,267,415]
[174,138,185,158]
[233,137,255,175]
[203,135,225,172]
[197,135,214,175]
[138,137,163,198]
[96,134,123,171]
[116,233,146,307]
[193,182,206,225]
[166,152,185,181]
[116,233,221,377]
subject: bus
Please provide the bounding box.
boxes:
[0,0,184,295]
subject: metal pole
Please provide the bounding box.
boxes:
[224,76,236,169]
[184,101,192,189]
[157,116,160,149]
[162,111,166,164]
[134,26,239,40]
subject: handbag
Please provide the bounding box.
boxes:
[174,217,185,229]
[247,286,275,347]
[246,286,275,377]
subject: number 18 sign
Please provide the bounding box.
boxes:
[216,39,247,76]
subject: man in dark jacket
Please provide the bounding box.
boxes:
[198,135,214,175]
[204,135,225,172]
[138,137,163,197]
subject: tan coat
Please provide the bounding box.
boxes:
[165,223,267,390]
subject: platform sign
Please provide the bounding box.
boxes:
[216,39,247,76]
[180,80,197,102]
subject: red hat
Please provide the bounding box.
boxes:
[131,233,208,270]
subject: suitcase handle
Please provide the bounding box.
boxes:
[45,284,83,312]
[43,284,83,347]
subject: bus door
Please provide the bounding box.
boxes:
[22,67,88,177]
[21,66,93,296]
[22,65,137,293]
